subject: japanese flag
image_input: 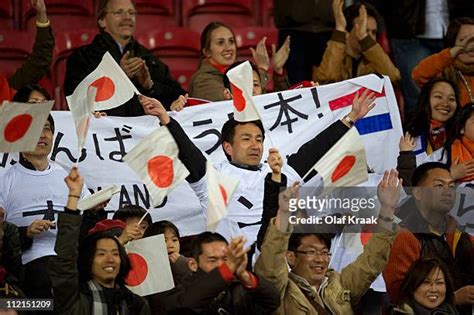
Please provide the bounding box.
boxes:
[226,61,261,122]
[66,51,139,112]
[0,101,54,152]
[206,161,239,231]
[125,234,174,296]
[70,86,96,153]
[123,126,189,206]
[307,127,368,193]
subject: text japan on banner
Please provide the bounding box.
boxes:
[123,126,190,207]
[226,61,261,122]
[308,127,368,193]
[206,160,239,231]
[0,101,54,152]
[66,51,139,112]
[125,234,174,296]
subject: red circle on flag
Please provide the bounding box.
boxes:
[147,155,174,188]
[90,76,115,102]
[331,155,356,183]
[125,253,148,286]
[4,114,33,143]
[219,184,228,205]
[231,83,246,112]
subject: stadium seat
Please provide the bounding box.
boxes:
[0,0,16,30]
[0,30,34,79]
[21,0,95,31]
[51,29,98,110]
[134,0,178,33]
[260,0,274,27]
[135,27,201,90]
[233,26,278,61]
[182,0,256,32]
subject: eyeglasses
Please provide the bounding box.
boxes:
[107,10,137,17]
[295,250,331,259]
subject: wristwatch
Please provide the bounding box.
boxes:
[342,115,355,127]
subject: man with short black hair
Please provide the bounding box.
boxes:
[313,0,400,84]
[138,90,376,247]
[255,170,401,314]
[383,162,474,313]
[151,231,280,314]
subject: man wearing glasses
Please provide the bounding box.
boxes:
[64,0,185,116]
[255,170,401,314]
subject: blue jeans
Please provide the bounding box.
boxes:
[390,38,444,115]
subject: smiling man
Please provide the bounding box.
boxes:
[64,0,185,116]
[0,113,92,301]
[49,167,150,314]
[383,162,474,313]
[254,171,400,314]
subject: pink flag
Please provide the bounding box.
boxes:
[0,101,54,152]
[66,52,139,112]
[123,126,189,206]
[226,61,261,122]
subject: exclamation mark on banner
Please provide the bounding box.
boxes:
[311,87,324,118]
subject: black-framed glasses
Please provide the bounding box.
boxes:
[295,250,331,258]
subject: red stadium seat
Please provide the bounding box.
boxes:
[233,26,278,60]
[0,0,16,30]
[21,0,95,31]
[182,0,256,32]
[51,29,98,110]
[0,30,34,79]
[134,0,177,33]
[135,27,201,90]
[260,0,274,27]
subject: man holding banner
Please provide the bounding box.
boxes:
[137,88,376,247]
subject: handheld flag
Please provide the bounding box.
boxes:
[123,126,189,206]
[0,101,54,152]
[66,51,139,112]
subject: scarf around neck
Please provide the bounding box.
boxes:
[429,120,446,152]
[87,280,129,315]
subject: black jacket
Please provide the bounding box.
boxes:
[150,267,280,315]
[49,212,150,315]
[64,32,185,116]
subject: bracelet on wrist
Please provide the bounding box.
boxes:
[68,194,80,199]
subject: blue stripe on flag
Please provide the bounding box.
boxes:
[355,113,392,135]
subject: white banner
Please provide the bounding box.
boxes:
[1,75,410,235]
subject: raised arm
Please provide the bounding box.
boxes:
[9,0,54,90]
[49,167,87,314]
[287,89,376,178]
[340,170,400,305]
[138,95,207,183]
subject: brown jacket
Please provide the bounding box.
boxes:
[255,218,397,315]
[189,62,290,101]
[313,30,400,84]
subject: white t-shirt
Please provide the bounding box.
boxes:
[190,160,307,245]
[0,162,87,264]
